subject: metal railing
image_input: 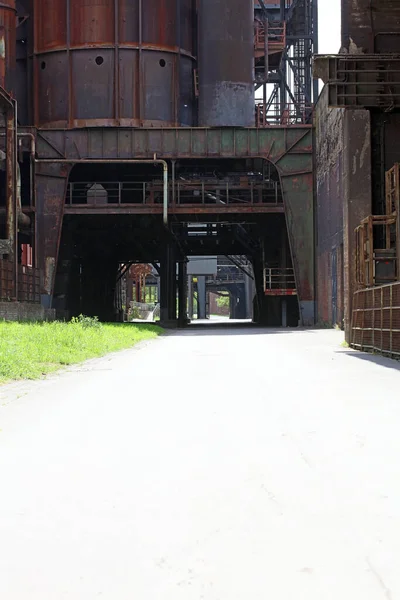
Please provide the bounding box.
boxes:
[175,180,281,205]
[355,215,398,288]
[207,271,247,285]
[66,182,148,205]
[256,102,313,127]
[0,259,40,303]
[264,268,296,295]
[351,282,400,358]
[66,180,282,206]
[254,21,286,54]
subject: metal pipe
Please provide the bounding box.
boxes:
[171,159,176,206]
[5,105,14,247]
[35,158,169,225]
[0,131,35,207]
[264,17,269,84]
[13,98,17,300]
[162,160,168,225]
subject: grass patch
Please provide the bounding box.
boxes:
[0,319,163,384]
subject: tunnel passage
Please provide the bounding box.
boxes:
[52,160,300,326]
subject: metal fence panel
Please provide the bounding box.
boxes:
[351,282,400,357]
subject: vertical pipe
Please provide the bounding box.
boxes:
[171,159,176,206]
[175,0,181,124]
[262,83,266,128]
[280,0,287,114]
[13,99,17,300]
[264,17,268,85]
[5,105,14,259]
[0,25,5,87]
[163,161,168,225]
[138,0,143,124]
[66,0,72,127]
[114,0,119,123]
[312,0,319,104]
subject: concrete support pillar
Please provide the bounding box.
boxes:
[245,274,254,320]
[188,276,194,319]
[281,171,315,326]
[343,110,372,341]
[80,256,118,321]
[160,243,177,324]
[231,283,247,319]
[252,258,268,324]
[282,298,288,327]
[178,260,188,326]
[36,163,71,309]
[229,292,237,319]
[197,275,207,320]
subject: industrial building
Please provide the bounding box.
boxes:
[3,1,399,358]
[315,0,400,356]
[0,0,317,328]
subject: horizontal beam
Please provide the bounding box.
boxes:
[33,126,313,176]
[64,205,285,215]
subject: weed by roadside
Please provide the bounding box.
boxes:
[0,319,163,383]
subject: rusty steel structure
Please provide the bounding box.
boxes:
[31,0,196,128]
[0,0,16,92]
[0,0,316,326]
[254,0,318,125]
[351,283,400,359]
[0,0,19,303]
[314,0,400,355]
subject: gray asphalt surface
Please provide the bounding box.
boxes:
[0,326,399,599]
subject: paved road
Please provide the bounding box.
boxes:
[0,327,400,599]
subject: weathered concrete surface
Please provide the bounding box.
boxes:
[314,86,371,339]
[0,301,55,321]
[1,327,400,599]
[342,0,400,53]
[343,109,372,339]
[314,87,345,327]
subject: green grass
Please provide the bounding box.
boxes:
[0,319,163,384]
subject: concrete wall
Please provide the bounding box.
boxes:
[342,0,400,53]
[315,87,345,327]
[343,110,372,339]
[0,302,56,322]
[315,87,372,337]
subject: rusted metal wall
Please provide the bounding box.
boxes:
[198,0,255,127]
[32,0,196,128]
[342,0,400,53]
[0,0,16,93]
